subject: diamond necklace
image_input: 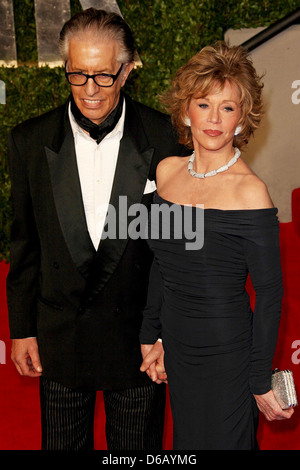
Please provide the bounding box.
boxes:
[187,147,241,179]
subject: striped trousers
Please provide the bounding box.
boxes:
[40,377,166,450]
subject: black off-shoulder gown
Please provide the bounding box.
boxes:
[140,192,283,450]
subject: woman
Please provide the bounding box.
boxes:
[140,42,294,450]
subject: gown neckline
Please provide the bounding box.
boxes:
[155,191,278,213]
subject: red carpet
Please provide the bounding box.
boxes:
[1,190,299,450]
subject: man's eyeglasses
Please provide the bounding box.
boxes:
[65,63,123,87]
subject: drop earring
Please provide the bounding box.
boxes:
[234,125,242,136]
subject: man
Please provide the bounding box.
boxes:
[7,9,186,450]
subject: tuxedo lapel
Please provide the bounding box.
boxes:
[82,97,154,302]
[45,125,95,280]
[45,96,155,299]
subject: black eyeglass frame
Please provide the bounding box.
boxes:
[65,63,124,87]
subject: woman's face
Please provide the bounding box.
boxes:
[187,80,242,154]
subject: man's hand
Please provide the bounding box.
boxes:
[11,338,42,377]
[140,341,167,384]
[254,390,294,421]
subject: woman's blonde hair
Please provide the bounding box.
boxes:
[161,41,264,149]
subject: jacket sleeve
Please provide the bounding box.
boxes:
[139,257,163,344]
[6,129,41,338]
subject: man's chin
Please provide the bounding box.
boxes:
[80,108,108,125]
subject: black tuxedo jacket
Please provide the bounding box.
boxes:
[7,94,187,390]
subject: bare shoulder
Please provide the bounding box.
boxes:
[236,172,274,209]
[157,155,186,170]
[157,155,187,178]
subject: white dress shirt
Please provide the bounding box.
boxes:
[68,101,126,250]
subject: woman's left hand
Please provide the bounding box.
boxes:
[254,390,295,421]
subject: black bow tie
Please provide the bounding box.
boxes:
[70,94,124,144]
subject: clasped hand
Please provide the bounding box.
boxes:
[140,341,167,384]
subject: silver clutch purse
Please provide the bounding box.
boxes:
[271,369,298,409]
